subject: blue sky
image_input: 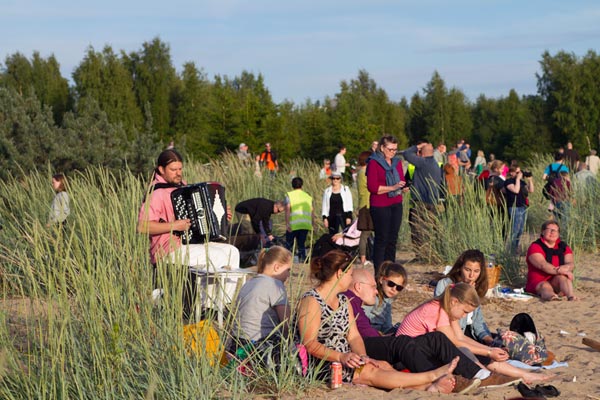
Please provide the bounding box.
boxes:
[1,0,599,104]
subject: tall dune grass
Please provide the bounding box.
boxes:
[0,153,597,398]
[0,162,323,398]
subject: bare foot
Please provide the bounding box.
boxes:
[523,372,556,384]
[426,356,459,393]
[567,295,579,301]
[427,375,455,393]
[437,356,459,378]
[542,294,562,301]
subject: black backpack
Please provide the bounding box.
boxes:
[491,312,549,366]
[509,313,539,337]
[542,164,561,200]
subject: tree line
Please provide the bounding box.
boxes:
[1,36,599,179]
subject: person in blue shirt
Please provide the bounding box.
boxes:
[542,152,570,180]
[435,250,493,345]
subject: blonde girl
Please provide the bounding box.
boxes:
[435,250,493,344]
[397,283,554,385]
[362,261,407,334]
[232,246,293,344]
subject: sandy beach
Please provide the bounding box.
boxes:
[2,247,598,399]
[286,249,600,400]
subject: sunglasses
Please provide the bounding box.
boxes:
[331,177,341,180]
[383,278,404,292]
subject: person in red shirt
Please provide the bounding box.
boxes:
[526,220,578,301]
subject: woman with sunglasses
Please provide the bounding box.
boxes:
[296,249,459,393]
[367,135,407,274]
[363,261,406,335]
[435,250,493,345]
[321,171,353,235]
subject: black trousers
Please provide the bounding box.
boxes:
[363,331,480,379]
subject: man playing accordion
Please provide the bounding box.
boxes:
[137,149,240,271]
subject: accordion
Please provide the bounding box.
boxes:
[171,182,228,244]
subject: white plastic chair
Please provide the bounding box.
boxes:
[190,267,255,327]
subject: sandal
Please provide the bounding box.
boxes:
[534,384,560,397]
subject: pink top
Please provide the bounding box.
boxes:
[525,238,572,293]
[366,159,404,207]
[395,300,450,337]
[138,174,183,263]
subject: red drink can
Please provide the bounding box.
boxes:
[330,362,342,389]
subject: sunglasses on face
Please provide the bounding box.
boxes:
[332,177,341,180]
[384,279,404,292]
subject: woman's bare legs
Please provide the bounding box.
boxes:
[354,356,459,392]
[538,276,578,301]
[488,361,555,384]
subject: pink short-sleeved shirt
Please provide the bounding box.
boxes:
[395,300,450,338]
[138,174,183,263]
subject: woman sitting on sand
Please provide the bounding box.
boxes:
[397,283,555,385]
[526,220,578,301]
[296,249,458,393]
[435,249,493,345]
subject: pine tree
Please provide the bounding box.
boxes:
[73,46,142,135]
[123,37,177,141]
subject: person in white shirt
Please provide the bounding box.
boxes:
[585,149,599,175]
[334,145,349,174]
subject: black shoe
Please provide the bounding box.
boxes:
[517,382,547,399]
[534,384,560,397]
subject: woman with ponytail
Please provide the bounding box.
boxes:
[231,246,293,344]
[435,250,493,344]
[397,283,554,386]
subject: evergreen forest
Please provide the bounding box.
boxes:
[2,37,600,179]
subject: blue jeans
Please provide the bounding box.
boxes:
[508,206,527,251]
[553,201,571,225]
[285,229,309,260]
[370,202,403,274]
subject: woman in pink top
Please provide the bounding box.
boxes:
[397,283,554,385]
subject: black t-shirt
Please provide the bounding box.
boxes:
[504,178,528,208]
[329,193,343,217]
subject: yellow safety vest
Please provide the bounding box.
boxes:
[287,190,313,231]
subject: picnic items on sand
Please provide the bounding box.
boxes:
[492,313,549,366]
